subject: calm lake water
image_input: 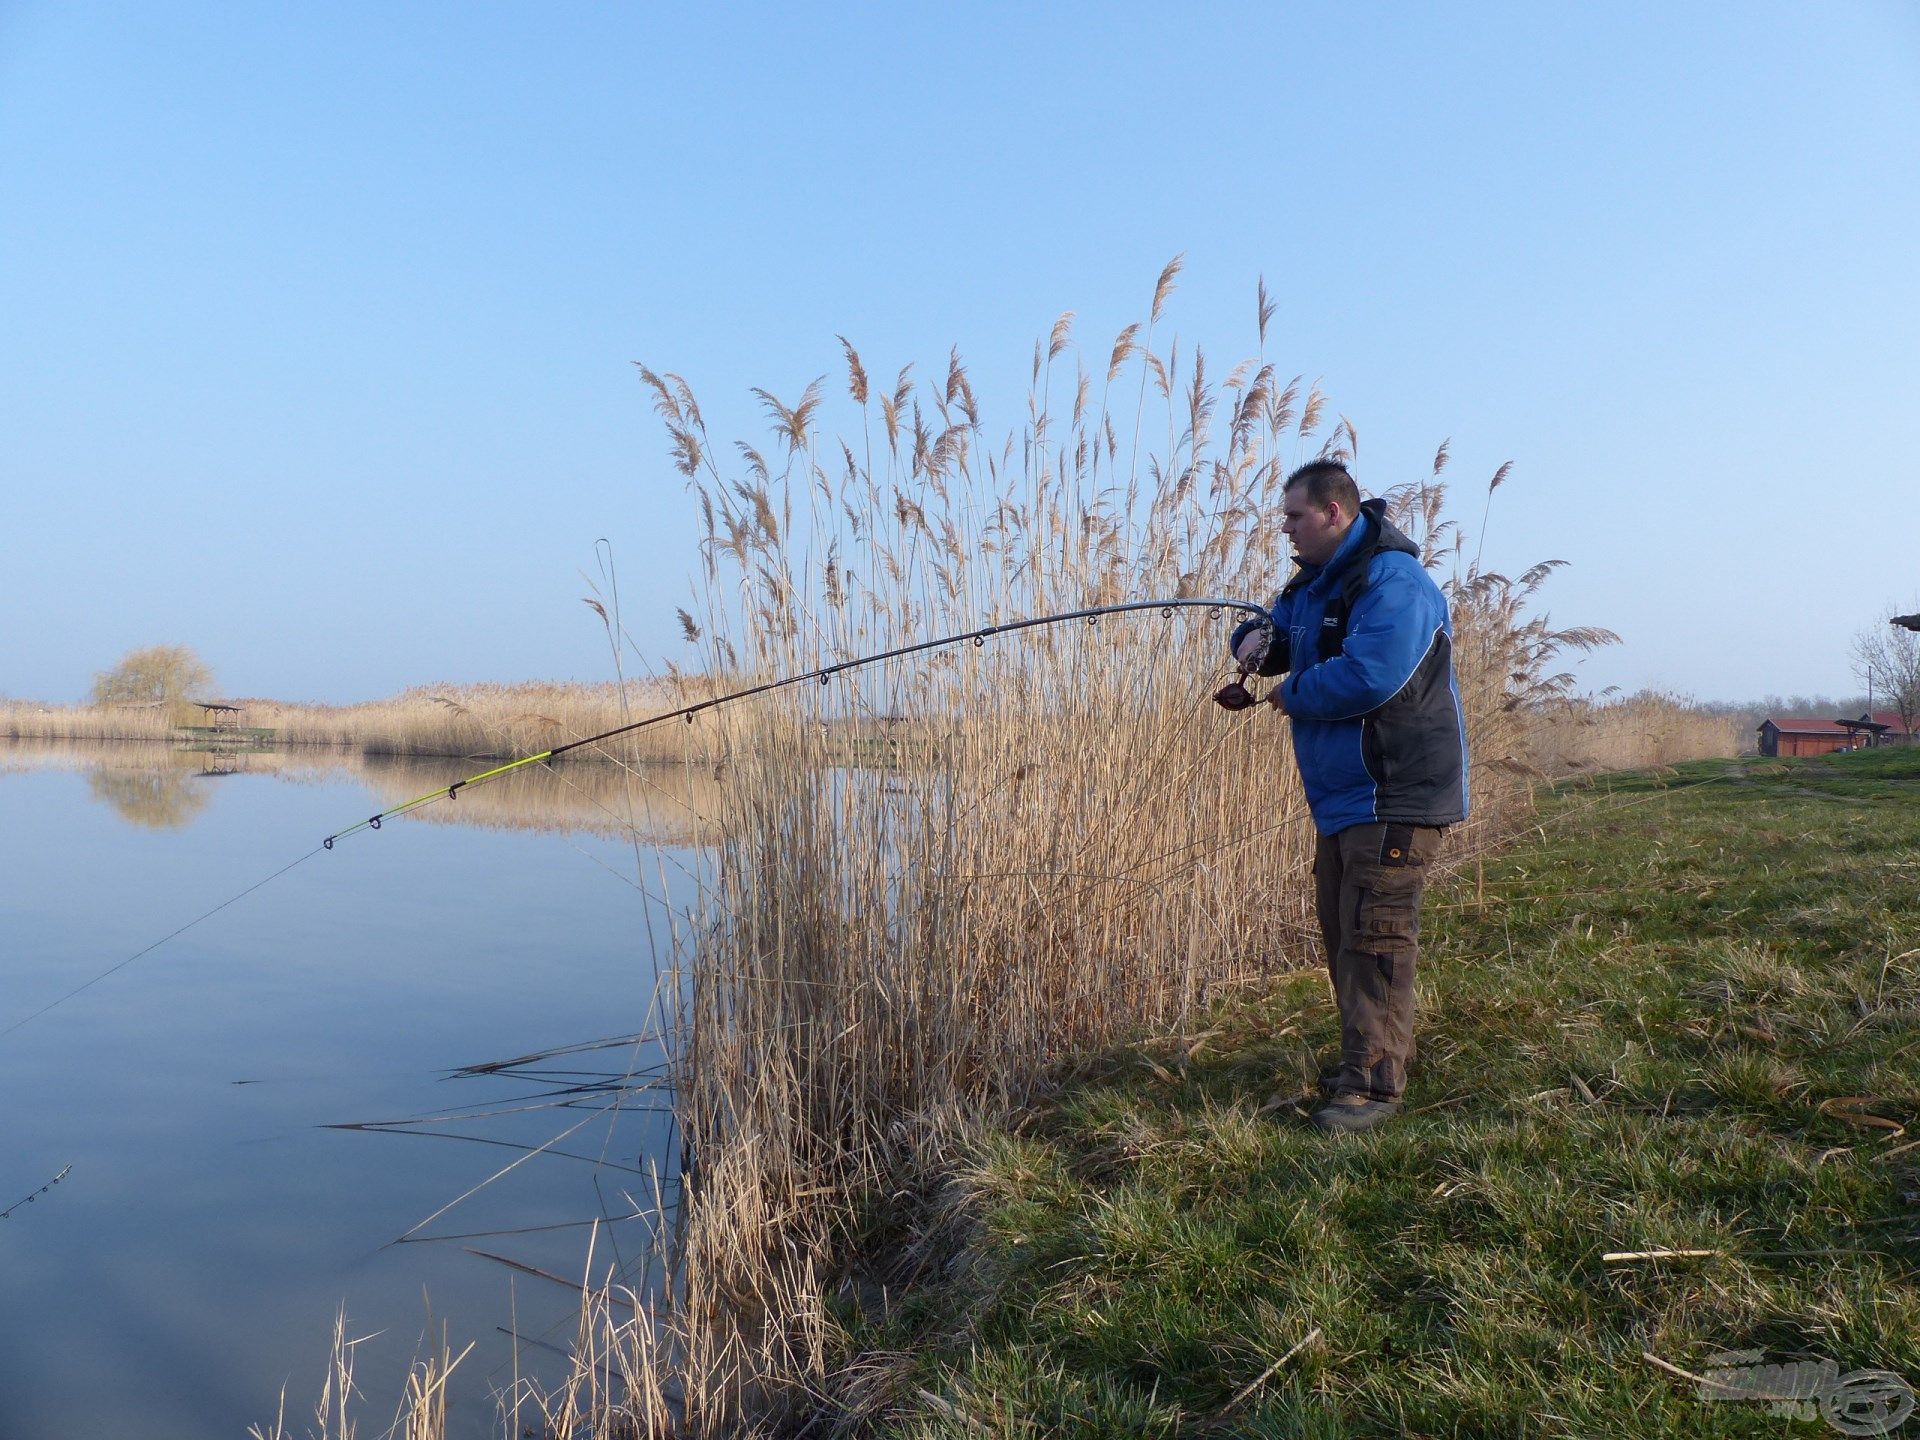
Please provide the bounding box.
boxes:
[0,743,704,1438]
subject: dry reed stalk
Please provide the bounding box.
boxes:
[501,1209,683,1439]
[396,1327,475,1440]
[248,1308,366,1440]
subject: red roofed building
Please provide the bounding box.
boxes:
[1757,711,1915,757]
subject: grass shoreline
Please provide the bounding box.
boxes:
[832,749,1920,1436]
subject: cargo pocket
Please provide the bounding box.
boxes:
[1356,867,1422,958]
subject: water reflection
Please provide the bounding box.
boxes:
[1,738,722,843]
[359,753,722,845]
[85,765,215,828]
[0,739,697,1439]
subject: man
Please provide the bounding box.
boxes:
[1220,460,1468,1133]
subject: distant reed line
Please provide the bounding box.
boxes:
[2,681,697,762]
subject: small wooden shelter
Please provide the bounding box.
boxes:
[1836,715,1891,748]
[189,699,245,730]
[1757,710,1908,757]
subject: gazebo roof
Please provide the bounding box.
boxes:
[1760,711,1905,735]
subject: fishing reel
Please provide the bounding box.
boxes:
[1213,673,1258,711]
[1213,611,1274,711]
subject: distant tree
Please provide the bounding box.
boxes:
[1852,605,1920,742]
[90,644,215,722]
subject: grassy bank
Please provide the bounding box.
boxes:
[843,748,1920,1436]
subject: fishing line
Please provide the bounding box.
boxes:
[0,845,328,1042]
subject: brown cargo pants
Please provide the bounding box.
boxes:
[1312,821,1447,1102]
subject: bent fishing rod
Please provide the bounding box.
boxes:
[322,595,1274,848]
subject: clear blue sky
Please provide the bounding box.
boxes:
[4,1,1916,705]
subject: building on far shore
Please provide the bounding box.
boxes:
[1757,711,1915,757]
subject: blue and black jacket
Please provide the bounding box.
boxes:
[1231,498,1469,836]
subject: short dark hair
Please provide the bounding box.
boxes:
[1283,460,1361,516]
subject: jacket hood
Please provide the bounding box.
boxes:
[1354,497,1420,563]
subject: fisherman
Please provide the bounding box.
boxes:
[1220,460,1468,1132]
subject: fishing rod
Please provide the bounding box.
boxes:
[2,1165,72,1220]
[321,596,1274,849]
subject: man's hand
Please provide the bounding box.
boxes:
[1267,682,1289,714]
[1233,630,1267,668]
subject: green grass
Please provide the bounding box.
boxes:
[842,749,1920,1437]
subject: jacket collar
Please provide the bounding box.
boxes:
[1279,497,1420,598]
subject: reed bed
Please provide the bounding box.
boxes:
[1,699,174,743]
[2,681,698,763]
[625,265,1607,1434]
[1522,689,1747,774]
[264,682,698,762]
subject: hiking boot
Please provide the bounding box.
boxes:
[1311,1093,1403,1133]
